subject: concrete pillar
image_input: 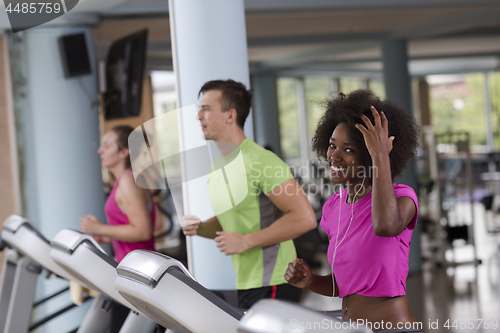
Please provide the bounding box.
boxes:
[9,25,103,332]
[330,78,340,96]
[23,26,105,238]
[382,39,422,273]
[418,78,432,176]
[360,79,369,90]
[0,34,21,223]
[418,79,432,128]
[252,73,282,157]
[0,33,20,277]
[169,0,251,289]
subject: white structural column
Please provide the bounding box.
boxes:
[24,27,105,238]
[169,0,252,289]
[381,39,421,274]
[14,26,104,332]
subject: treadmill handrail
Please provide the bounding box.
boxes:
[52,239,118,268]
[167,268,245,321]
[50,229,106,254]
[81,241,118,268]
[2,215,50,245]
[116,250,244,321]
[117,250,194,288]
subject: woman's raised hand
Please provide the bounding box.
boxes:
[355,106,394,158]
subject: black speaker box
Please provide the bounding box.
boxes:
[58,33,92,78]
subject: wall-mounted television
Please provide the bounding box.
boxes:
[103,29,148,120]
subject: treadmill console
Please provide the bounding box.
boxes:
[50,229,105,254]
[2,215,32,233]
[117,250,195,288]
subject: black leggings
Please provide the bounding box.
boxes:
[110,302,130,333]
[237,283,302,310]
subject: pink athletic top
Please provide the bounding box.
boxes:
[320,184,418,298]
[104,172,156,262]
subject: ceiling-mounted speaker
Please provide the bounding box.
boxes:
[58,33,92,78]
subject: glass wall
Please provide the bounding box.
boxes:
[277,75,385,164]
[151,71,181,178]
[488,72,500,148]
[428,73,500,148]
[369,79,386,99]
[339,77,361,94]
[304,77,330,159]
[277,77,301,163]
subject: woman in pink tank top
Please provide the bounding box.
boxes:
[285,90,421,332]
[79,125,156,262]
[79,125,156,333]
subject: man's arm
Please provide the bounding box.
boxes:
[214,178,317,255]
[245,178,317,247]
[182,215,223,239]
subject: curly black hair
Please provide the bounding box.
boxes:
[311,89,419,179]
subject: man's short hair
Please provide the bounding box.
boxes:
[199,79,253,129]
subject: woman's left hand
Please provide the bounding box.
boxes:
[355,106,395,158]
[79,215,103,235]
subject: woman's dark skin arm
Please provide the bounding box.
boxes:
[355,106,416,236]
[284,258,339,297]
[348,106,418,330]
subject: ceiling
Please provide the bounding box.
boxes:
[2,0,500,76]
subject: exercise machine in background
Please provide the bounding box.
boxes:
[49,229,159,333]
[0,215,107,333]
[424,131,481,267]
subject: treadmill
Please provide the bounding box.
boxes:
[113,250,421,333]
[114,250,244,333]
[0,215,110,333]
[49,228,158,333]
[238,299,369,333]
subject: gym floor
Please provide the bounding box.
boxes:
[300,202,500,333]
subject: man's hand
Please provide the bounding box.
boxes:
[214,231,249,255]
[79,215,103,235]
[92,235,112,244]
[182,215,201,236]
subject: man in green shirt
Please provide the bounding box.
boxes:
[182,79,316,309]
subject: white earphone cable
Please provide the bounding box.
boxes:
[324,177,366,312]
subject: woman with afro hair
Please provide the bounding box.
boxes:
[285,90,420,331]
